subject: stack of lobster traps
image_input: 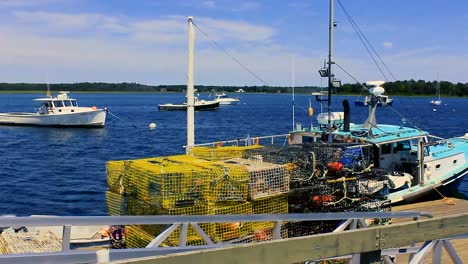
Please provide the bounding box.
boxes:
[105,142,391,247]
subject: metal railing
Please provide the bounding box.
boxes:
[0,211,432,264]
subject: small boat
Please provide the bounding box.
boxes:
[158,97,219,111]
[214,92,240,105]
[354,81,393,107]
[0,91,106,128]
[430,81,442,106]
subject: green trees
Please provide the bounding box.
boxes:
[0,80,466,96]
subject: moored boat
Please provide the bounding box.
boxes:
[158,96,219,111]
[354,81,393,107]
[430,81,442,106]
[0,91,106,128]
[214,92,240,105]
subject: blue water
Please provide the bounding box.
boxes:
[0,93,467,216]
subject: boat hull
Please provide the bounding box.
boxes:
[390,167,468,204]
[0,110,106,128]
[217,100,239,105]
[158,102,219,111]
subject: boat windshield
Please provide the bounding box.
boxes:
[53,100,64,107]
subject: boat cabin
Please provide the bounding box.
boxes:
[34,91,81,114]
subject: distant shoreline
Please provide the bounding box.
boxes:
[0,79,467,97]
[0,90,465,98]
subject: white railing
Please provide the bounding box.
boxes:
[0,211,432,264]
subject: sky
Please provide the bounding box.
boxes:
[0,0,467,87]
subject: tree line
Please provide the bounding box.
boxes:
[0,80,467,96]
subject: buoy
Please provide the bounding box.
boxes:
[92,106,97,110]
[308,99,314,117]
[149,123,157,129]
[433,108,437,112]
[254,230,268,241]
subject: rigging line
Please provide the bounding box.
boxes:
[337,0,397,81]
[334,63,369,91]
[336,0,388,81]
[192,22,270,86]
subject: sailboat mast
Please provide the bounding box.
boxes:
[292,56,295,130]
[187,17,195,154]
[327,0,334,130]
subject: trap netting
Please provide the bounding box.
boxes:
[189,145,262,161]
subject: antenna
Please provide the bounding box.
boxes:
[46,73,51,97]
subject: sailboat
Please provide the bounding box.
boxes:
[430,81,442,106]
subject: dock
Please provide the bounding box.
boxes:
[0,198,467,263]
[392,197,468,263]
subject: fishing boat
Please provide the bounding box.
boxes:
[158,96,219,111]
[354,81,393,107]
[0,91,106,128]
[430,81,442,106]
[214,92,240,105]
[181,0,467,206]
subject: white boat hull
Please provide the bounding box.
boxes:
[0,109,106,127]
[217,99,239,105]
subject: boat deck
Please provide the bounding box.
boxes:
[392,197,468,263]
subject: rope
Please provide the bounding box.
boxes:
[323,177,360,206]
[105,108,137,128]
[432,186,456,205]
[192,21,270,86]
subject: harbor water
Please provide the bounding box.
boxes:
[0,93,467,216]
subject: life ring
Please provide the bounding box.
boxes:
[288,134,294,145]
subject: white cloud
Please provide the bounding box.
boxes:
[14,11,126,33]
[232,2,260,12]
[0,0,56,7]
[383,41,393,49]
[202,1,216,8]
[197,17,274,42]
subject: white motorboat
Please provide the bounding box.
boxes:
[158,96,219,111]
[214,92,240,105]
[0,91,106,128]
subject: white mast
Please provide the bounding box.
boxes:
[292,56,295,130]
[186,17,195,154]
[46,73,51,97]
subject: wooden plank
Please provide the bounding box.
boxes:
[110,213,468,264]
[379,213,468,249]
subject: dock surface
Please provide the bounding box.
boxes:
[393,197,468,263]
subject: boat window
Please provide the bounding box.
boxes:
[64,100,72,107]
[453,160,457,164]
[53,100,64,107]
[435,164,441,169]
[381,143,391,154]
[393,141,411,153]
[71,100,78,107]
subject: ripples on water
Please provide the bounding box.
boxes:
[0,93,467,216]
